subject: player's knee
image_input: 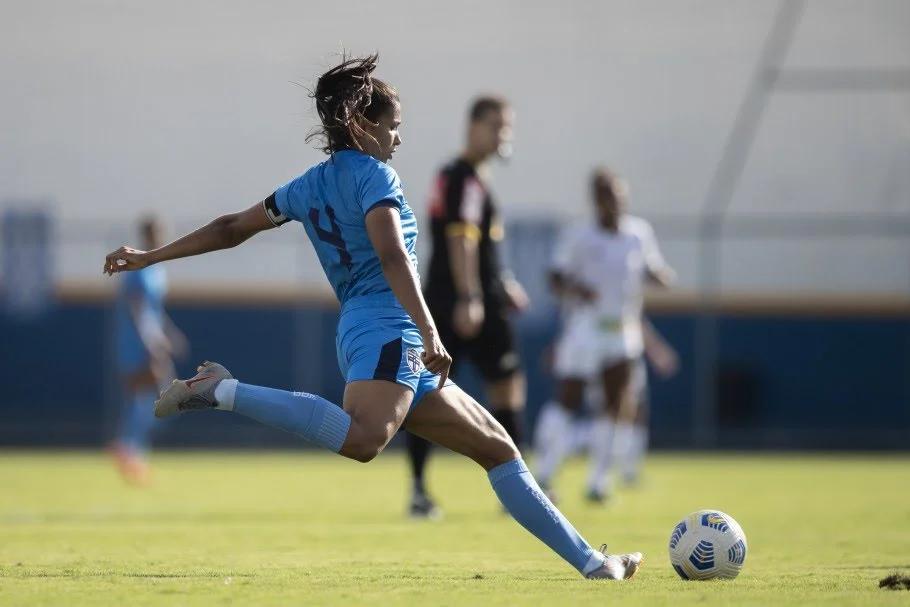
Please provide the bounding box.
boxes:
[476,425,520,470]
[340,429,387,463]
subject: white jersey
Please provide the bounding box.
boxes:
[551,215,667,376]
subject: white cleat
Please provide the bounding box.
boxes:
[586,545,644,580]
[154,361,233,418]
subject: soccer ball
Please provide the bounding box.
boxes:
[668,509,747,580]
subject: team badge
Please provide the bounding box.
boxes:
[406,348,424,373]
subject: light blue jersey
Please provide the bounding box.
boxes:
[271,150,418,304]
[268,150,445,404]
[115,265,167,373]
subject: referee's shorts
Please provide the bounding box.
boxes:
[426,293,521,382]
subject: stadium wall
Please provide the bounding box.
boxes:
[2,294,907,450]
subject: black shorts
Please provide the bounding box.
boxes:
[428,295,521,382]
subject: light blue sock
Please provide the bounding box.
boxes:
[488,459,606,576]
[223,382,351,453]
[118,390,158,453]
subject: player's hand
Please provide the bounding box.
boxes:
[420,329,452,389]
[453,298,484,339]
[503,278,530,312]
[647,342,680,378]
[167,328,190,360]
[574,283,598,302]
[103,246,151,275]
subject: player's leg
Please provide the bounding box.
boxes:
[619,359,649,485]
[534,377,584,500]
[474,305,525,448]
[586,358,635,502]
[111,364,161,484]
[404,314,460,518]
[405,383,641,579]
[534,322,597,497]
[159,361,410,460]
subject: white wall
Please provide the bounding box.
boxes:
[2,0,908,295]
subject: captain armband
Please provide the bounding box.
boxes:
[262,193,290,226]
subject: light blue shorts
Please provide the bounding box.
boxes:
[336,293,452,407]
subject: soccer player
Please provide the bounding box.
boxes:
[102,55,641,580]
[534,168,674,503]
[406,96,529,518]
[110,216,187,484]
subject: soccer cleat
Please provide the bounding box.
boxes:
[155,361,233,418]
[585,487,611,505]
[408,491,443,520]
[586,545,643,580]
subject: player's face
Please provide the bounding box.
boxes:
[471,107,514,159]
[362,102,402,164]
[141,222,162,250]
[593,178,626,226]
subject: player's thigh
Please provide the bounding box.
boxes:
[558,377,587,411]
[600,358,636,419]
[404,385,519,471]
[121,364,159,393]
[468,304,522,405]
[340,380,414,460]
[485,371,526,411]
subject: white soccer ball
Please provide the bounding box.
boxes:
[668,509,747,580]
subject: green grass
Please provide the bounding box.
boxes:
[0,451,908,606]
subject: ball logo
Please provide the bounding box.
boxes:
[701,512,730,533]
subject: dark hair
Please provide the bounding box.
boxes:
[307,53,399,155]
[468,95,509,123]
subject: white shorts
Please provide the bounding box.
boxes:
[553,315,644,379]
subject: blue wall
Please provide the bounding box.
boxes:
[1,300,908,449]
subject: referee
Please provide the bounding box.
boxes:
[407,96,529,518]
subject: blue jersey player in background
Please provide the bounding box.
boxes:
[102,54,641,580]
[111,216,187,484]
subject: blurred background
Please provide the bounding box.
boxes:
[1,0,908,451]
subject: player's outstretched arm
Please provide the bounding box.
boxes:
[103,202,276,275]
[365,206,451,387]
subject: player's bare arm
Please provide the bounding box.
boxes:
[447,228,485,337]
[548,270,597,302]
[646,265,676,288]
[103,202,276,275]
[366,206,451,386]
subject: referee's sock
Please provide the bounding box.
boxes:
[493,408,524,449]
[214,380,350,453]
[405,432,433,495]
[488,458,605,576]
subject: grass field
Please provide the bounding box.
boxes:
[0,451,908,606]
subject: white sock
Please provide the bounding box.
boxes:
[213,379,238,411]
[613,422,635,481]
[623,424,648,482]
[533,402,573,487]
[587,416,615,493]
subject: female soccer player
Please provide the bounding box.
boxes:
[110,216,187,484]
[102,54,640,580]
[535,168,675,503]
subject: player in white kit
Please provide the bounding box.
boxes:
[535,167,675,502]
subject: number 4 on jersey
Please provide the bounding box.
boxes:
[308,207,352,269]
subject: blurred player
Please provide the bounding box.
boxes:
[535,168,674,503]
[110,216,187,484]
[406,96,529,518]
[556,321,678,489]
[103,55,641,580]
